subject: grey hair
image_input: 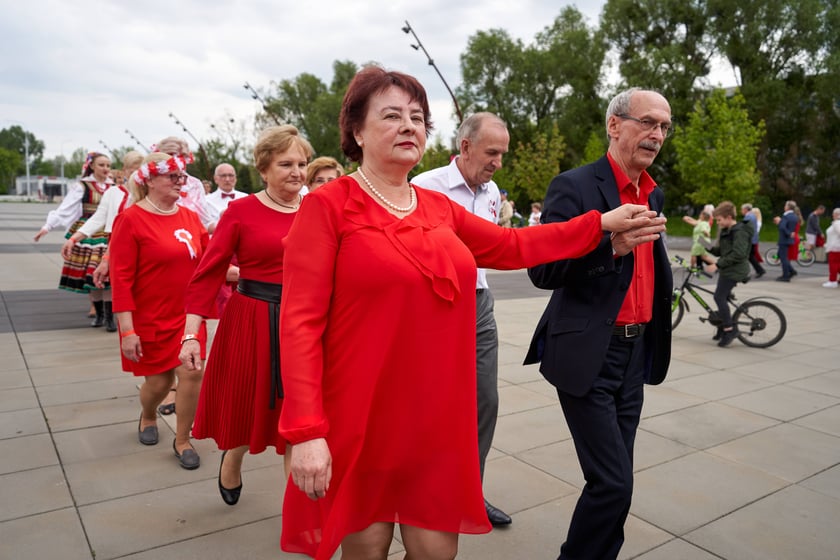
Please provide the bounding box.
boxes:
[833,207,840,218]
[741,203,753,212]
[156,136,190,156]
[605,88,641,137]
[457,112,507,146]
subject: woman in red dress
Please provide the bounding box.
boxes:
[109,152,209,470]
[179,125,312,505]
[277,67,665,560]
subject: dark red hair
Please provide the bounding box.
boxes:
[339,65,434,162]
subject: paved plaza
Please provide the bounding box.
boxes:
[1,201,839,559]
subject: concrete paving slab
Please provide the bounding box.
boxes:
[633,538,724,560]
[706,422,840,483]
[632,452,787,535]
[0,407,48,439]
[685,485,840,560]
[0,508,91,560]
[0,385,38,412]
[484,455,578,515]
[0,368,31,390]
[493,404,571,454]
[720,384,839,421]
[0,465,74,522]
[792,403,840,437]
[640,401,779,449]
[79,465,286,560]
[0,432,59,475]
[799,464,840,501]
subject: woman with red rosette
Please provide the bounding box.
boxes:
[179,125,311,505]
[109,152,209,470]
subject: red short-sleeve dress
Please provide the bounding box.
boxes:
[110,205,208,376]
[187,195,295,453]
[278,176,602,559]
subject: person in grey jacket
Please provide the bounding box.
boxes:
[708,201,753,347]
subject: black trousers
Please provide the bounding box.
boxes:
[556,334,646,560]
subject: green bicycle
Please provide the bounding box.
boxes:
[764,241,815,267]
[671,255,787,348]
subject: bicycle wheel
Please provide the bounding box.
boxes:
[672,297,687,330]
[764,247,780,266]
[798,249,815,267]
[734,300,787,348]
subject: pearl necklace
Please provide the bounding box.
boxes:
[264,189,301,209]
[145,197,178,215]
[357,168,415,213]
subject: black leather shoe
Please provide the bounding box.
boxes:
[90,300,104,327]
[103,302,117,332]
[485,499,512,527]
[775,276,790,282]
[218,450,243,506]
[790,268,798,277]
[173,440,201,470]
[755,270,765,278]
[712,327,723,341]
[138,415,158,446]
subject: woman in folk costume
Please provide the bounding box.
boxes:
[34,151,115,329]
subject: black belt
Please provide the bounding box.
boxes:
[476,288,487,294]
[612,323,646,338]
[237,279,284,407]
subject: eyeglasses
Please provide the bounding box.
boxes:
[215,173,236,179]
[616,114,673,138]
[164,173,189,185]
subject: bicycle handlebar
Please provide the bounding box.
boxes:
[672,254,713,278]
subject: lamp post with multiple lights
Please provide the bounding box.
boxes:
[401,20,463,126]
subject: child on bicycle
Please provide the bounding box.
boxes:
[685,210,716,271]
[708,201,753,347]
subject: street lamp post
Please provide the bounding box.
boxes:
[401,20,463,126]
[168,112,211,178]
[124,129,150,153]
[243,82,282,125]
[24,135,31,199]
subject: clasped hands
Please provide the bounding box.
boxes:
[601,204,667,257]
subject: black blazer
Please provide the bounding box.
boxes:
[524,156,672,397]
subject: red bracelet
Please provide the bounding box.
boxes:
[120,329,136,338]
[102,253,110,261]
[180,333,199,345]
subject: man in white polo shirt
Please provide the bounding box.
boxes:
[412,112,512,528]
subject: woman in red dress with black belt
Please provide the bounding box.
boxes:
[277,67,666,560]
[179,125,311,505]
[110,152,209,470]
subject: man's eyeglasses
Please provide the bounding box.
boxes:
[165,173,189,185]
[616,114,673,138]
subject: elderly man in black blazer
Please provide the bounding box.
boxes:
[525,88,673,560]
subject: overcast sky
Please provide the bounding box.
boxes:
[1,0,609,163]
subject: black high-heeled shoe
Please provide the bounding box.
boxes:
[218,450,243,506]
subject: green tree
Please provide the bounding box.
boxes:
[673,90,765,206]
[0,147,22,194]
[0,126,45,175]
[411,136,454,178]
[264,60,358,161]
[506,124,567,206]
[458,8,606,169]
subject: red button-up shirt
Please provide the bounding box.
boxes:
[607,153,656,325]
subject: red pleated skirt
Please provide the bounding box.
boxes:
[193,290,286,454]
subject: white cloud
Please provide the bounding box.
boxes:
[1,0,606,164]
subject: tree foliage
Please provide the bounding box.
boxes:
[506,123,567,205]
[673,90,765,206]
[264,60,358,162]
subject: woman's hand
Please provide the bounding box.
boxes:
[60,238,76,260]
[225,265,240,283]
[92,260,109,288]
[121,334,143,362]
[33,228,48,242]
[290,438,332,501]
[601,204,665,233]
[602,204,667,258]
[178,340,203,371]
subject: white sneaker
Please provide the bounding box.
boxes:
[822,281,838,288]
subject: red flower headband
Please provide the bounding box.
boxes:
[135,153,194,186]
